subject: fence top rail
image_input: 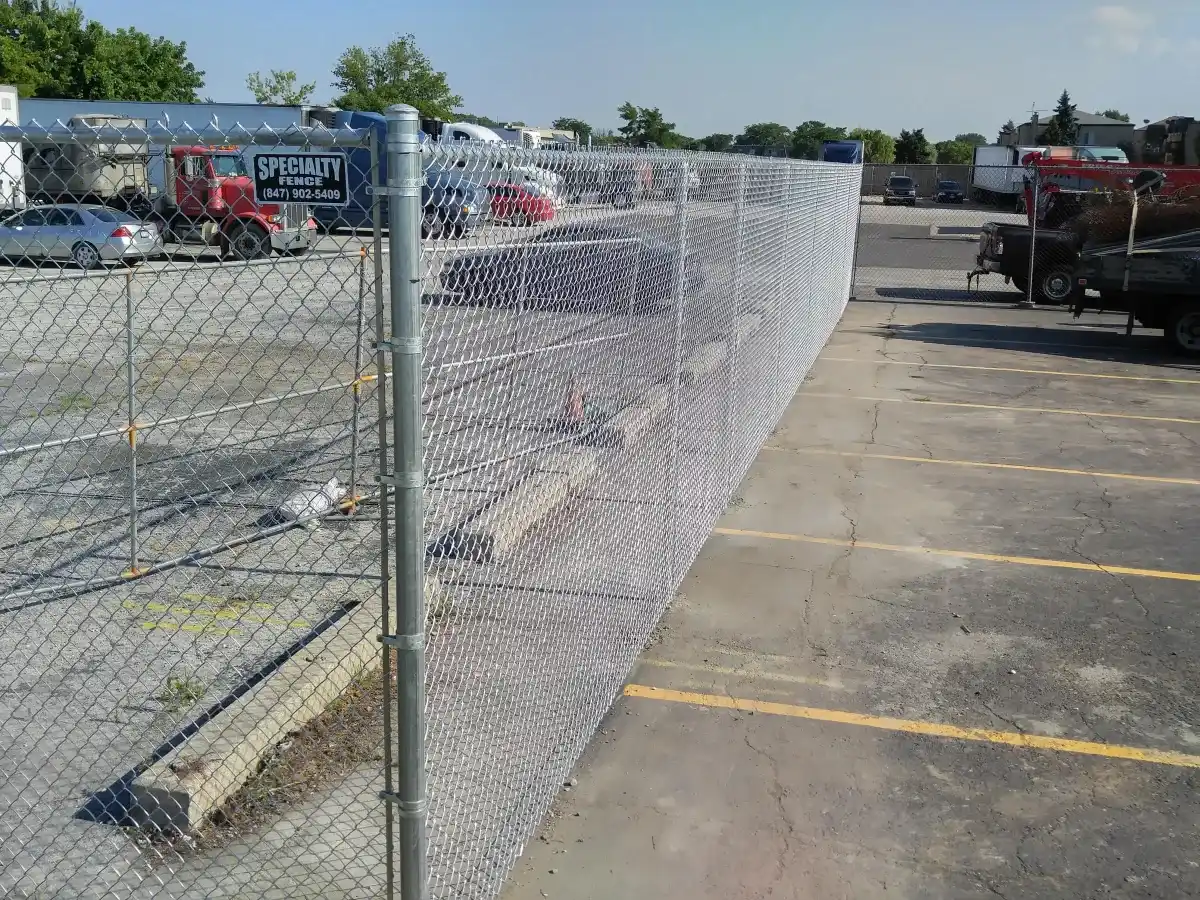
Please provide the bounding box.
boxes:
[0,121,373,148]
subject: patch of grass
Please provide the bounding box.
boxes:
[56,391,94,413]
[157,675,206,713]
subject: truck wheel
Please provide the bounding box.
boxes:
[71,242,101,270]
[1035,266,1075,305]
[1010,274,1029,296]
[229,223,270,260]
[1166,300,1200,356]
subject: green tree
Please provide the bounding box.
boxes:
[1042,90,1078,146]
[791,120,846,160]
[894,128,933,164]
[246,69,314,105]
[457,113,501,128]
[848,128,895,164]
[699,133,734,152]
[616,103,682,147]
[1097,109,1130,122]
[0,0,203,101]
[954,132,987,147]
[998,119,1016,144]
[332,34,461,118]
[735,122,792,155]
[935,139,974,164]
[552,116,592,144]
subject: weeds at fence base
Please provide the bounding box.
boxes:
[133,659,393,856]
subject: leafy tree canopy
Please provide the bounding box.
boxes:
[847,128,895,164]
[894,128,933,164]
[552,116,592,143]
[1097,109,1130,122]
[246,69,314,106]
[791,121,846,160]
[954,132,987,146]
[935,139,973,165]
[736,122,792,152]
[0,0,204,101]
[617,102,684,148]
[332,34,461,119]
[698,133,734,152]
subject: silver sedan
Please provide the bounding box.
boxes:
[0,204,164,269]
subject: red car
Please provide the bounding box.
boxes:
[488,182,555,226]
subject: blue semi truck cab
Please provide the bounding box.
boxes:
[311,109,387,231]
[820,140,864,163]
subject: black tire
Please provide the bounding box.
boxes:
[1034,265,1076,305]
[228,223,270,260]
[1166,300,1200,356]
[71,241,101,270]
[1010,274,1029,297]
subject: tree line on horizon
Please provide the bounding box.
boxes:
[0,8,1132,165]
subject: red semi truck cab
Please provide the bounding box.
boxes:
[158,146,316,259]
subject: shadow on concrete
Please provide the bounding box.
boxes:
[860,321,1200,370]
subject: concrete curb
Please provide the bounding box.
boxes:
[928,224,981,242]
[128,576,442,833]
[435,312,770,563]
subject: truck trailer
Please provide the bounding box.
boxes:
[971,144,1046,208]
[22,113,315,258]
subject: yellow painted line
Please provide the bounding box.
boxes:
[766,446,1200,487]
[712,527,1200,582]
[640,657,847,690]
[142,621,240,637]
[624,684,1200,769]
[126,600,310,629]
[821,356,1200,385]
[799,392,1200,425]
[180,592,275,611]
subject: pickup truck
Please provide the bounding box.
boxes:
[971,222,1080,304]
[1074,229,1200,355]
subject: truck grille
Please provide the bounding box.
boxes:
[282,203,308,227]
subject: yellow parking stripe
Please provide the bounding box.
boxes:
[624,684,1200,769]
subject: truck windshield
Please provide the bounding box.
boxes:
[209,154,247,177]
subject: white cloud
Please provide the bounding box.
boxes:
[1087,4,1169,54]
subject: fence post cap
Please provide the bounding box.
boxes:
[385,104,420,122]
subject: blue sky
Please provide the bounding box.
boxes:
[85,0,1200,140]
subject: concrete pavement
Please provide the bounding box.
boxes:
[502,297,1200,899]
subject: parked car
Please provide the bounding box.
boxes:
[488,182,555,225]
[935,179,966,203]
[883,175,918,206]
[423,164,489,239]
[0,203,162,268]
[438,222,705,309]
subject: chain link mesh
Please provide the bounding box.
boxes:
[417,142,859,898]
[0,119,861,899]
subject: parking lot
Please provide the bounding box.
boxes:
[502,210,1200,897]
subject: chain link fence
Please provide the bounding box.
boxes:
[0,107,861,900]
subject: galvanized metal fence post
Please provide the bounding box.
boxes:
[668,156,690,581]
[1021,169,1039,309]
[349,247,368,512]
[725,162,748,494]
[849,173,865,302]
[368,129,398,900]
[382,103,428,900]
[124,270,139,576]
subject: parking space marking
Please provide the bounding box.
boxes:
[624,685,1200,769]
[712,528,1200,582]
[801,392,1200,425]
[639,657,849,690]
[820,357,1200,385]
[765,447,1200,487]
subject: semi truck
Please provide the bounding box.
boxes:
[971,144,1046,207]
[0,85,24,212]
[22,114,315,258]
[820,140,864,163]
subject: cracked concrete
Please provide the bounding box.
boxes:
[502,299,1200,900]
